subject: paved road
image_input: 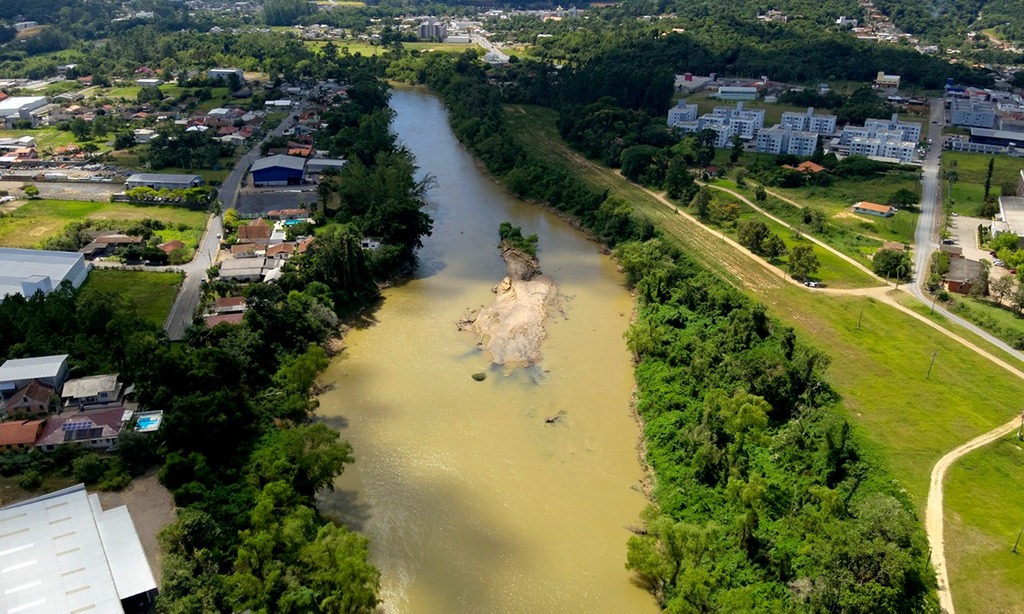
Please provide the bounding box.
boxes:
[161,108,302,340]
[908,100,1024,362]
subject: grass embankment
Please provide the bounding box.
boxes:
[81,269,184,328]
[506,102,1022,510]
[941,151,1024,217]
[0,128,80,151]
[0,199,208,248]
[507,104,877,290]
[944,435,1024,614]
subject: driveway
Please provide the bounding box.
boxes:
[950,215,993,262]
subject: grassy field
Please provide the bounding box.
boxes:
[81,269,183,328]
[505,102,1023,513]
[0,200,208,248]
[0,129,80,151]
[305,40,474,56]
[941,151,1024,217]
[680,91,808,126]
[944,435,1024,614]
[768,174,921,245]
[944,294,1024,345]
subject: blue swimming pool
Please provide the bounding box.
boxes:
[284,219,304,226]
[136,415,161,430]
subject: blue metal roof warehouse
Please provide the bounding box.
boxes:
[250,154,306,186]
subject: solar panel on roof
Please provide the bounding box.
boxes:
[62,420,94,432]
[64,427,103,442]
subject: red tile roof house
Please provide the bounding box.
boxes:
[852,201,897,218]
[0,419,45,452]
[35,407,131,452]
[237,218,271,243]
[213,296,246,314]
[204,313,245,328]
[158,240,185,255]
[3,380,57,417]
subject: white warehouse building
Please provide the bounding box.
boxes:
[0,248,90,300]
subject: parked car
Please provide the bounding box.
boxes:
[994,259,1006,267]
[804,280,821,288]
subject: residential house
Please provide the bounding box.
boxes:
[853,202,897,218]
[0,419,45,452]
[238,218,271,243]
[205,313,245,328]
[61,374,127,410]
[0,355,69,395]
[3,381,57,417]
[944,258,982,294]
[35,407,132,452]
[78,235,144,260]
[213,296,247,314]
[158,240,185,255]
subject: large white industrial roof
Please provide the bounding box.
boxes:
[0,96,46,113]
[0,484,156,614]
[0,354,68,383]
[0,247,88,299]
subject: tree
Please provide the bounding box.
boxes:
[872,248,913,280]
[737,220,770,253]
[762,233,788,260]
[991,275,1015,304]
[22,184,39,199]
[665,156,697,201]
[754,185,767,202]
[788,245,820,280]
[729,134,743,164]
[984,156,995,200]
[691,188,711,221]
[887,188,919,210]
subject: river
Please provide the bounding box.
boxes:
[316,87,658,614]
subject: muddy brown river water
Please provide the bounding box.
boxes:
[316,87,658,614]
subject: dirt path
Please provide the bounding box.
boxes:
[98,469,177,579]
[925,417,1020,613]
[704,183,883,282]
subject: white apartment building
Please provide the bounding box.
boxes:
[755,125,819,157]
[863,113,921,142]
[846,130,916,162]
[667,101,698,126]
[951,98,997,129]
[781,107,837,134]
[710,102,765,138]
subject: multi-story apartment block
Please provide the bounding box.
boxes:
[780,107,837,134]
[667,101,699,126]
[755,125,819,157]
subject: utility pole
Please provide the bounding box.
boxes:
[1017,411,1024,440]
[931,293,938,314]
[926,350,938,379]
[857,305,865,330]
[1014,526,1024,554]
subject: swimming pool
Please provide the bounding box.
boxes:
[137,416,159,429]
[134,412,163,432]
[284,219,306,226]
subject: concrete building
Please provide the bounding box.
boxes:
[251,154,306,186]
[673,73,714,94]
[125,173,202,191]
[863,113,921,143]
[951,98,997,129]
[781,107,837,134]
[0,484,158,612]
[710,102,765,139]
[305,158,348,174]
[0,96,49,128]
[874,71,901,93]
[208,68,244,82]
[714,86,758,101]
[0,355,69,396]
[0,248,90,300]
[853,201,897,217]
[61,374,127,410]
[755,125,819,156]
[846,130,917,162]
[667,100,698,126]
[418,18,447,40]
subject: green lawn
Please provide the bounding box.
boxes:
[506,101,1023,514]
[768,174,922,245]
[306,39,473,56]
[945,435,1024,614]
[0,129,80,151]
[0,200,208,248]
[942,151,1024,217]
[943,294,1024,346]
[81,269,183,328]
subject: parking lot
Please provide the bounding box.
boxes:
[950,215,993,262]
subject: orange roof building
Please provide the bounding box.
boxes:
[0,419,45,451]
[853,201,897,218]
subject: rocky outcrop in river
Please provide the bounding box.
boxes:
[458,246,559,366]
